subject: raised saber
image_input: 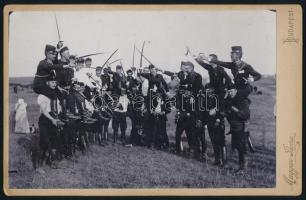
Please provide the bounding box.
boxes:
[101,49,119,69]
[135,46,153,65]
[78,52,108,59]
[108,58,122,66]
[54,13,61,41]
[132,43,136,68]
[140,41,145,68]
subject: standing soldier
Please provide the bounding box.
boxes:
[112,88,129,145]
[147,92,170,149]
[126,83,145,147]
[194,53,232,165]
[200,47,259,152]
[37,72,64,170]
[224,86,251,172]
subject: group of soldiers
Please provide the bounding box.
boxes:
[33,41,261,173]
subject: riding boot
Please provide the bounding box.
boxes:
[238,150,245,170]
[113,131,118,143]
[247,135,256,153]
[221,146,227,166]
[121,131,126,145]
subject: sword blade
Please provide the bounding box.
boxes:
[132,43,135,67]
[78,52,108,59]
[101,49,119,69]
[54,13,61,41]
[135,46,153,65]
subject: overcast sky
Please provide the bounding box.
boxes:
[9,10,276,77]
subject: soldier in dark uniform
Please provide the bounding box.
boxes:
[224,86,251,172]
[109,65,127,96]
[138,64,169,147]
[126,85,145,146]
[170,61,202,154]
[194,54,232,165]
[126,69,141,94]
[146,92,170,149]
[138,64,169,110]
[201,46,261,98]
[55,46,76,118]
[33,44,71,99]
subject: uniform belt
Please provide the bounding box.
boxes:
[35,74,49,78]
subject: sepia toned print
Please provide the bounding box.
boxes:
[3,4,302,196]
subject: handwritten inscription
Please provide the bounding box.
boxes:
[282,133,299,189]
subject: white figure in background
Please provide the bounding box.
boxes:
[14,98,30,134]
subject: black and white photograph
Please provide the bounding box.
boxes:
[7,8,278,190]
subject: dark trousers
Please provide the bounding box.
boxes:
[129,116,143,145]
[193,125,206,156]
[146,114,169,148]
[175,116,195,153]
[112,112,127,142]
[237,84,253,99]
[230,122,247,167]
[207,120,225,161]
[38,114,59,163]
[38,114,58,152]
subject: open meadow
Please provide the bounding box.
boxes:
[8,76,276,188]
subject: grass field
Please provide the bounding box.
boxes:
[8,76,276,188]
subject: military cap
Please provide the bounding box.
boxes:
[148,64,155,69]
[103,67,109,73]
[60,46,69,54]
[96,66,102,70]
[209,54,218,60]
[231,46,242,53]
[181,61,194,68]
[77,58,85,64]
[127,69,133,74]
[69,55,77,60]
[116,65,122,69]
[85,57,92,62]
[46,71,57,81]
[45,44,56,55]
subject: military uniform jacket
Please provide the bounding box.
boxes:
[195,59,232,94]
[224,95,250,131]
[101,74,111,90]
[34,59,64,86]
[55,60,74,87]
[139,73,169,94]
[109,71,127,95]
[210,60,261,88]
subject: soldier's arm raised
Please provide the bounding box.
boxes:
[210,60,235,70]
[195,57,213,72]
